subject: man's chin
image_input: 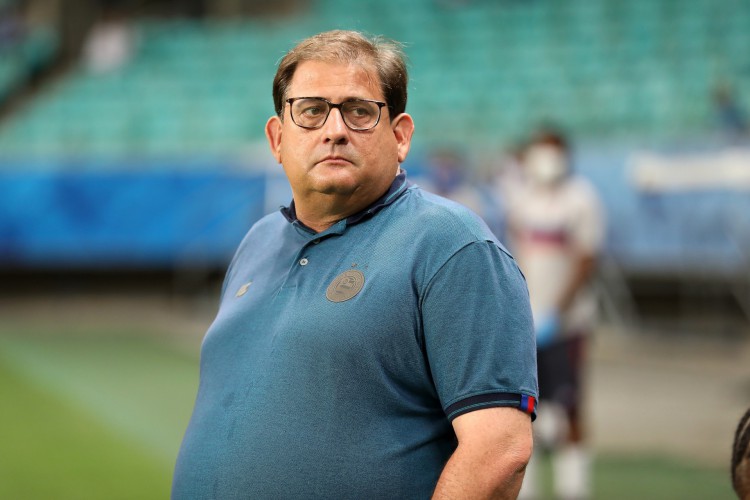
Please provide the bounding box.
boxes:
[315,182,359,197]
[309,170,360,196]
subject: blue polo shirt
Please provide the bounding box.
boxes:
[172,172,537,499]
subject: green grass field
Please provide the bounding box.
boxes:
[0,324,736,499]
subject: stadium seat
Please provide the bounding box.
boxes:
[0,0,748,158]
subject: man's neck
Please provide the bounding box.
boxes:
[293,192,372,233]
[288,170,405,233]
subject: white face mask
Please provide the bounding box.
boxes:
[524,144,568,186]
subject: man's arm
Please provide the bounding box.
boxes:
[432,407,533,500]
[557,253,597,313]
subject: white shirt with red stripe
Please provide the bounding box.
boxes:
[506,175,605,336]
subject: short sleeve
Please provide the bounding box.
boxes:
[572,181,606,255]
[421,240,538,421]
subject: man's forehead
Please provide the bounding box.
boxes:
[289,59,382,98]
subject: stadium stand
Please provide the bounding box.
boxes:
[0,0,749,324]
[0,0,749,158]
[0,20,57,108]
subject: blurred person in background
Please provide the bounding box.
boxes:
[507,128,605,500]
[713,84,748,144]
[733,407,750,499]
[0,1,26,50]
[172,30,538,499]
[82,6,135,74]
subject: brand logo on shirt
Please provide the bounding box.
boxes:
[326,270,365,303]
[235,281,252,297]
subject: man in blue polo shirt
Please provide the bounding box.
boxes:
[172,30,538,499]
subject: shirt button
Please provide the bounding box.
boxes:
[299,258,309,266]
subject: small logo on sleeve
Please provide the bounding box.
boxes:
[520,394,536,416]
[326,270,365,303]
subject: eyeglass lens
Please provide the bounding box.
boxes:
[291,98,381,130]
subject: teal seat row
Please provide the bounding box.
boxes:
[0,0,748,163]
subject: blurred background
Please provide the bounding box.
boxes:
[0,0,749,498]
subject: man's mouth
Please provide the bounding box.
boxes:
[317,155,353,166]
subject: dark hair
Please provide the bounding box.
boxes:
[530,125,570,153]
[272,30,408,120]
[732,407,750,499]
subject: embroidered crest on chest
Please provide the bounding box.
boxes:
[326,270,365,303]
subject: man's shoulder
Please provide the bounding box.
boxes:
[251,210,287,230]
[401,185,496,235]
[518,176,600,213]
[236,210,288,248]
[564,175,601,201]
[384,185,508,256]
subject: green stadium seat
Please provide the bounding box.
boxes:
[1,0,748,159]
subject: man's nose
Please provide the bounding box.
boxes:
[322,107,349,144]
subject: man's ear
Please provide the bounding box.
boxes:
[391,113,415,164]
[265,116,283,163]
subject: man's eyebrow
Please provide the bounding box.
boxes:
[335,96,372,101]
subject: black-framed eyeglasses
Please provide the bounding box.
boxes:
[286,97,387,131]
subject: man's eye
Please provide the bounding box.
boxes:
[345,103,375,117]
[301,106,323,116]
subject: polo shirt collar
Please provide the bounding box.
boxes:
[280,170,410,232]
